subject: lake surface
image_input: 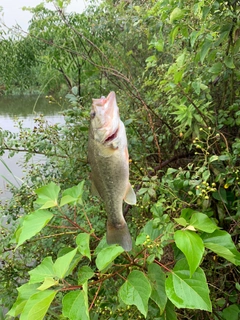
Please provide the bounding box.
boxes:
[0,95,65,201]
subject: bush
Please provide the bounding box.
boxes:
[0,0,239,319]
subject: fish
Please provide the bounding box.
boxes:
[88,91,136,251]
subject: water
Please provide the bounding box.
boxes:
[0,95,65,201]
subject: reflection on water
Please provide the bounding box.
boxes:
[0,95,62,116]
[0,95,65,201]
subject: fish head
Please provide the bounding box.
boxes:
[90,91,120,145]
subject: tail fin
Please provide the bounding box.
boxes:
[107,221,132,251]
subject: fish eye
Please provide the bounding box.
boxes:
[90,111,96,119]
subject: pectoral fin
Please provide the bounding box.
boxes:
[124,182,136,205]
[98,146,116,157]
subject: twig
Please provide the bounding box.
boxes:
[88,282,102,311]
[151,151,195,175]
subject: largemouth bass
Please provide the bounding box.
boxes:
[88,91,136,251]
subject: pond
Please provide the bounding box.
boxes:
[0,95,65,201]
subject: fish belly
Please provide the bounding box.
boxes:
[88,137,132,251]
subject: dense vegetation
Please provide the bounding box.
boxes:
[0,0,239,319]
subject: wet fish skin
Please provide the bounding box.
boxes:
[88,91,136,251]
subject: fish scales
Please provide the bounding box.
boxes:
[88,136,128,225]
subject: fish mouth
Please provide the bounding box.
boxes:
[104,128,119,143]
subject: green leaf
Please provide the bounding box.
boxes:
[76,233,91,260]
[150,35,165,53]
[165,259,212,311]
[174,217,187,227]
[16,210,53,248]
[202,169,210,181]
[148,263,167,314]
[78,266,94,285]
[192,81,201,95]
[218,154,230,161]
[222,304,240,320]
[20,290,56,320]
[174,230,204,275]
[56,248,83,277]
[135,232,148,245]
[7,283,39,317]
[233,38,240,54]
[35,182,60,209]
[37,277,59,291]
[142,220,162,240]
[66,253,82,277]
[96,245,124,271]
[159,300,177,320]
[208,62,223,74]
[224,56,235,69]
[118,270,152,317]
[62,287,89,320]
[190,212,218,233]
[71,86,78,95]
[215,30,230,46]
[200,40,212,63]
[202,230,240,265]
[54,248,78,278]
[155,39,164,52]
[180,208,195,221]
[209,155,219,162]
[29,257,55,284]
[170,8,184,23]
[138,187,148,195]
[176,52,186,67]
[212,188,228,204]
[170,26,180,44]
[190,30,200,47]
[60,181,85,206]
[174,69,184,84]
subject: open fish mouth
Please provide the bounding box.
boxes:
[104,128,119,143]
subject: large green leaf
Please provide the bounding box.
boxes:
[29,257,55,284]
[35,182,60,209]
[190,212,218,233]
[165,259,212,311]
[7,284,39,317]
[96,245,124,271]
[20,290,57,320]
[148,263,167,314]
[53,248,78,278]
[202,230,240,265]
[62,284,89,320]
[118,270,152,317]
[16,210,53,248]
[76,233,91,260]
[174,230,204,275]
[60,181,85,206]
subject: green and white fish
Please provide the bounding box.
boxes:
[88,91,136,251]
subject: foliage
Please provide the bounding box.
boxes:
[0,0,240,319]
